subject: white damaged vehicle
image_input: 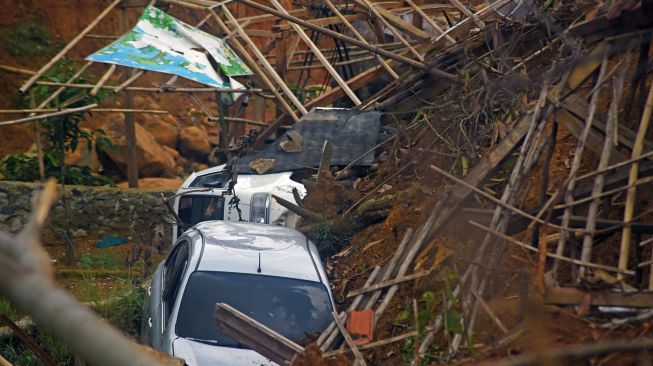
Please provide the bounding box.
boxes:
[171,165,306,243]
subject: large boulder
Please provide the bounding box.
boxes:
[134,96,181,149]
[178,126,211,161]
[64,131,101,172]
[102,120,176,177]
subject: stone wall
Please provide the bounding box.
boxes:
[0,181,174,246]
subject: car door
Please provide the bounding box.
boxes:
[160,239,191,347]
[148,238,190,350]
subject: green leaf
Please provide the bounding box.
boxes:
[444,310,464,334]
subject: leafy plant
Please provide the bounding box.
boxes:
[286,83,327,104]
[0,18,58,58]
[0,59,115,186]
[78,252,121,270]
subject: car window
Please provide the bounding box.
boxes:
[189,171,231,188]
[176,271,333,347]
[163,240,190,322]
[178,196,225,236]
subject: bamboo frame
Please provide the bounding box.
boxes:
[19,0,122,93]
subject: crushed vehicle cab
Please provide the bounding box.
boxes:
[172,165,306,243]
[141,221,335,366]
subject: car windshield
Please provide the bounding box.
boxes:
[175,271,333,348]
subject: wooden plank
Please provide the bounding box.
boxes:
[214,303,303,365]
[545,287,653,308]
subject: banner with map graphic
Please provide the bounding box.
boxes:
[87,6,252,89]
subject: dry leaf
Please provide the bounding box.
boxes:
[249,159,275,174]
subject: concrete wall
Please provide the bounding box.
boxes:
[0,181,173,245]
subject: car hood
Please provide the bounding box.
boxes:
[172,337,278,366]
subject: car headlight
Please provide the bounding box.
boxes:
[250,193,270,224]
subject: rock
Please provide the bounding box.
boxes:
[191,162,208,172]
[117,177,183,190]
[137,114,179,149]
[102,120,176,177]
[249,158,275,174]
[203,122,220,145]
[65,136,101,172]
[178,126,211,161]
[279,140,302,153]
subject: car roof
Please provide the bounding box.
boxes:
[193,221,321,282]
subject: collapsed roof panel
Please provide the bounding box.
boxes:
[237,109,381,174]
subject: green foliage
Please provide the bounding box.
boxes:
[311,223,348,256]
[286,83,327,104]
[0,329,72,366]
[0,59,115,186]
[0,18,57,58]
[78,252,121,270]
[100,286,146,336]
[0,298,22,322]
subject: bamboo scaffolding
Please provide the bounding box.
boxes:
[232,0,435,73]
[217,6,307,117]
[90,64,116,96]
[405,0,455,43]
[323,0,399,79]
[268,0,362,105]
[33,81,263,93]
[620,77,653,282]
[19,0,122,93]
[0,104,98,127]
[355,0,425,62]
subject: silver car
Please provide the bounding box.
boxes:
[141,221,335,365]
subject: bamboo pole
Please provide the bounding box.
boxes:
[113,69,145,93]
[331,311,367,366]
[218,6,307,116]
[210,9,302,121]
[0,108,168,114]
[0,104,98,127]
[355,0,424,62]
[579,54,630,278]
[19,0,122,93]
[90,64,116,96]
[34,81,263,93]
[404,0,455,43]
[323,0,399,79]
[268,0,362,105]
[231,0,436,73]
[29,90,45,182]
[448,0,484,28]
[619,79,653,282]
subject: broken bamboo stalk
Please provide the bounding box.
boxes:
[316,140,333,183]
[620,74,653,283]
[19,0,122,93]
[471,290,508,334]
[448,0,484,28]
[0,104,98,127]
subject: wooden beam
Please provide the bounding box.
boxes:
[19,0,122,93]
[545,287,653,308]
[214,303,304,365]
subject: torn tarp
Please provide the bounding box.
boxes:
[237,109,381,174]
[87,6,251,89]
